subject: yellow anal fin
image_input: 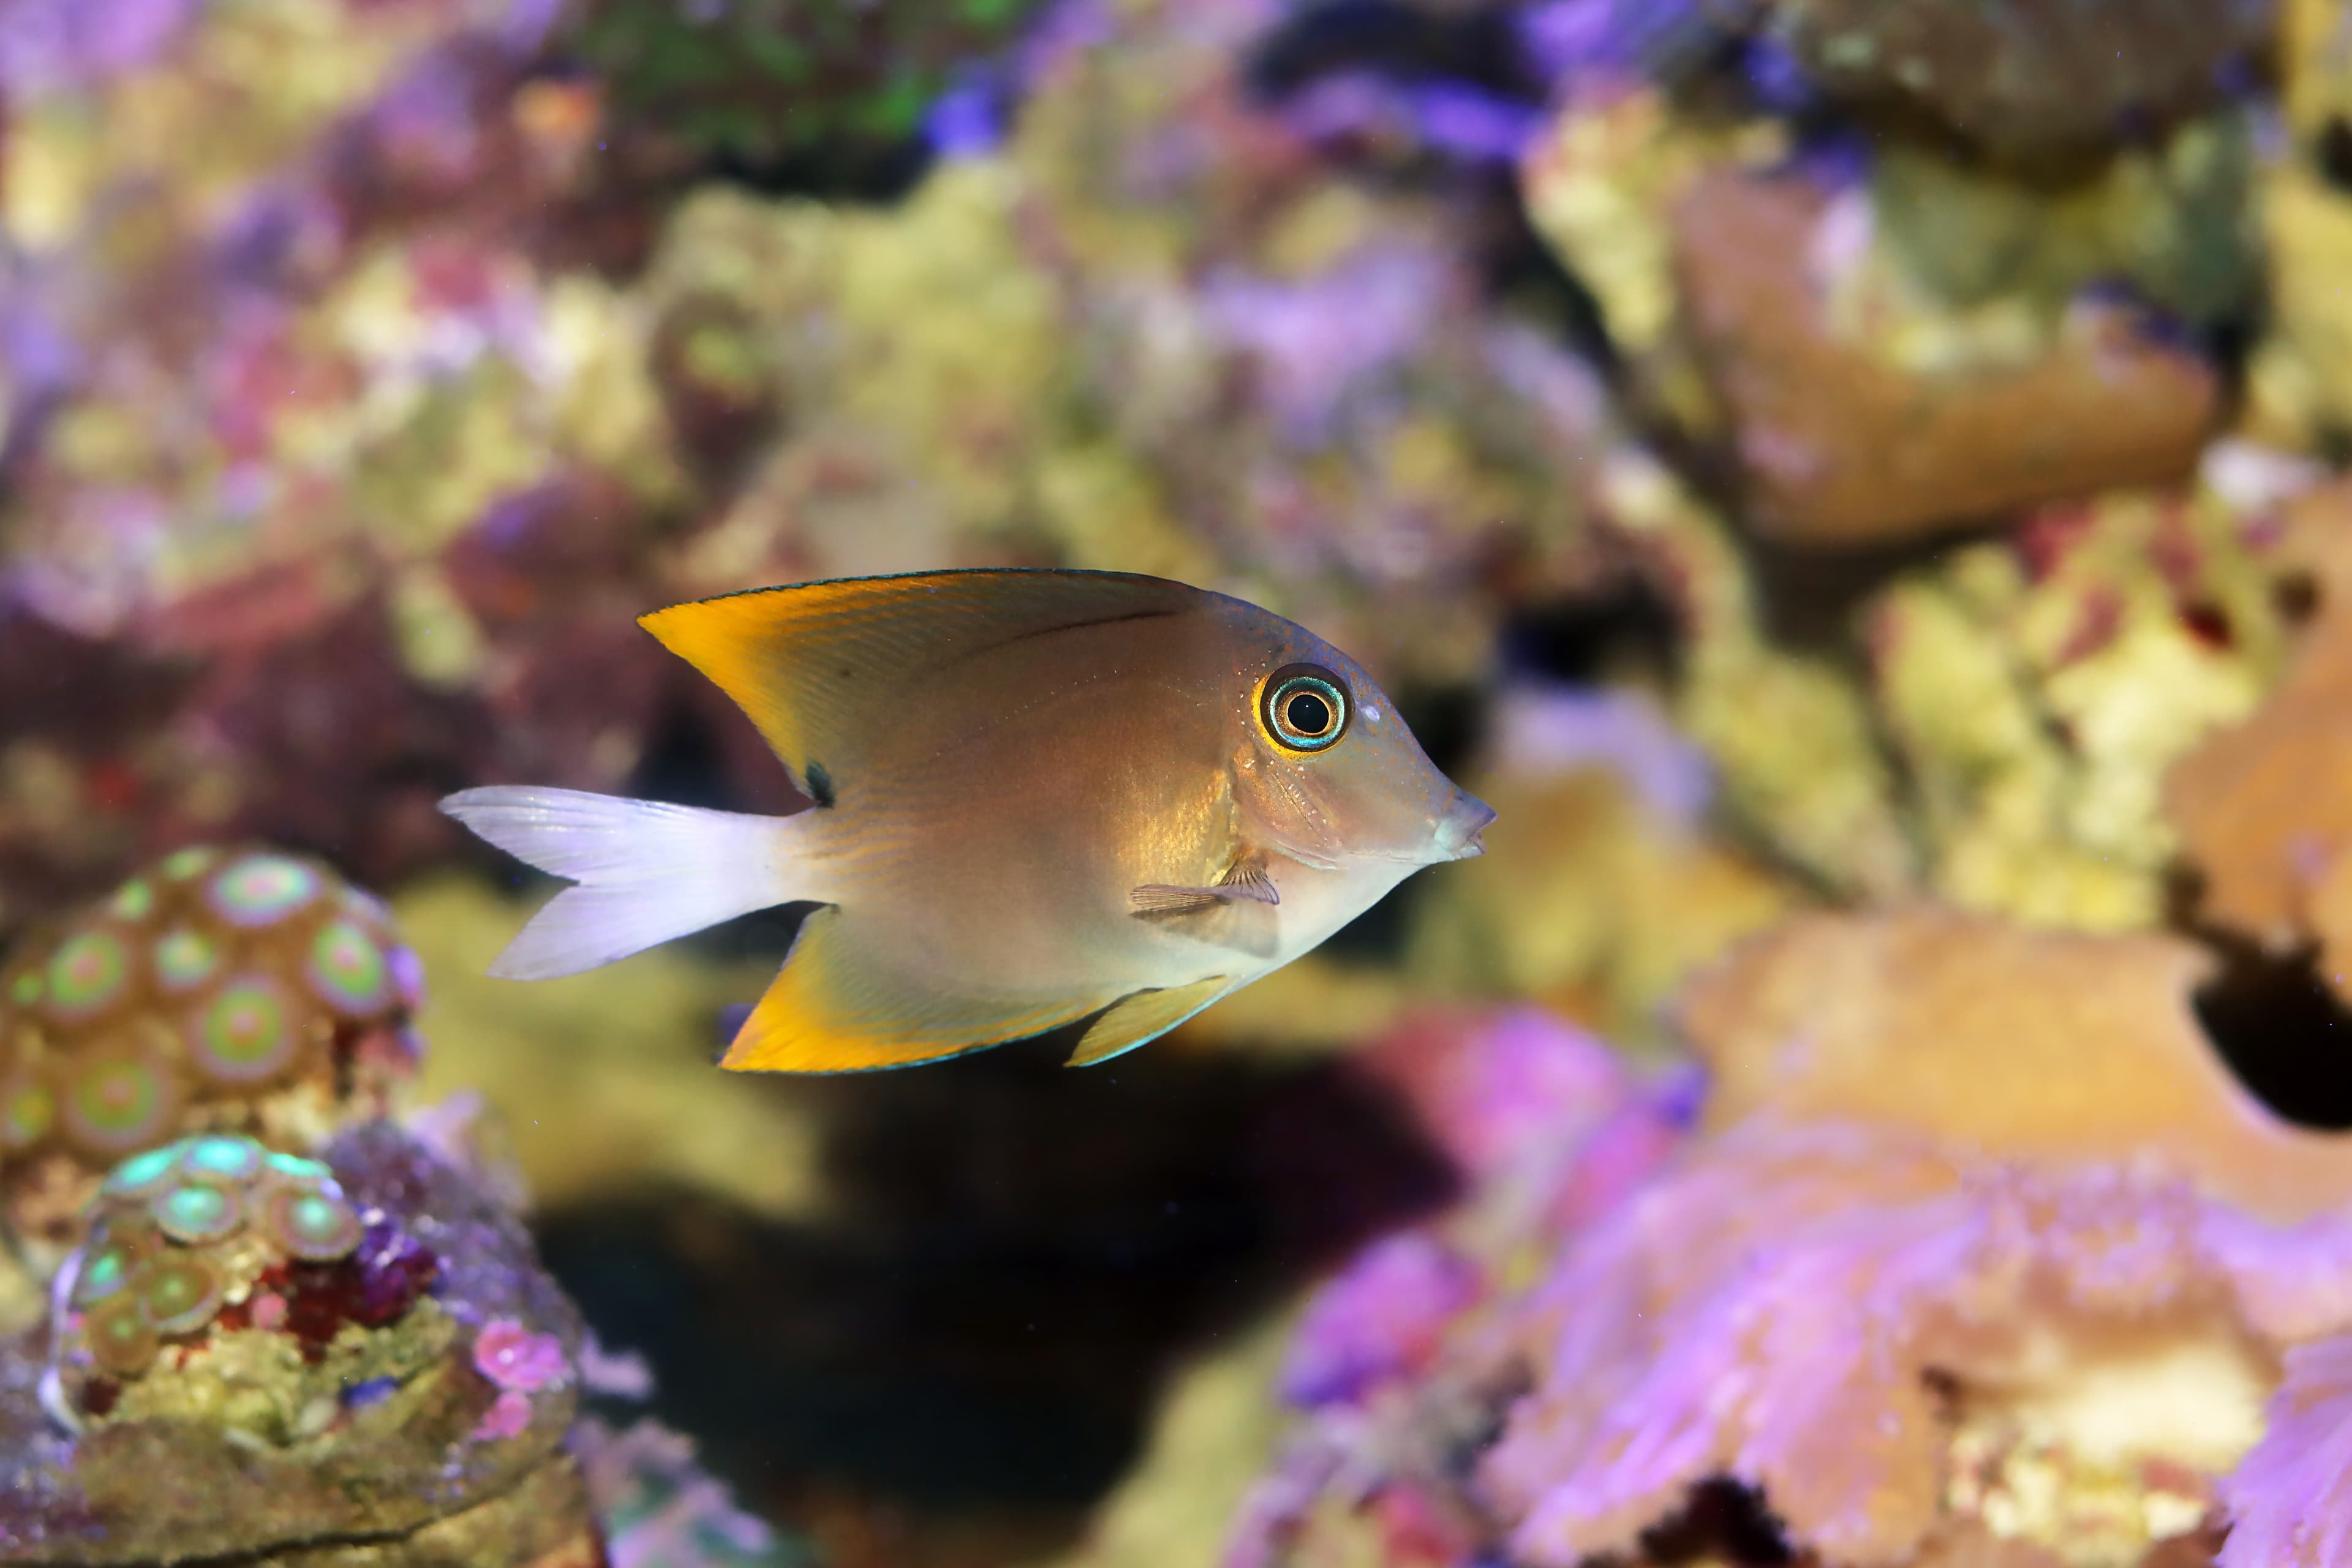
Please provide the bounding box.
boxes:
[1065,976,1230,1068]
[722,907,1091,1074]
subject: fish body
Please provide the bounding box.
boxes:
[441,570,1493,1072]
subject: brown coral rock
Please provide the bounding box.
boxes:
[1676,905,2352,1219]
[1912,1523,2073,1568]
[1670,170,2220,546]
[1768,0,2272,161]
[268,1453,605,1568]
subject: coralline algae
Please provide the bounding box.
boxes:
[1230,922,2352,1568]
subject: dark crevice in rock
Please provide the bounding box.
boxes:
[2188,929,2352,1131]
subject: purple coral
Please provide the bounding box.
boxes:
[2220,1335,2352,1568]
[571,1416,785,1567]
[1483,1121,2352,1566]
[347,1216,440,1328]
[472,1317,567,1393]
[1281,1234,1481,1408]
[1358,1007,1654,1182]
[1485,687,1715,830]
[1228,1008,1693,1566]
[1201,246,1449,445]
[0,0,197,94]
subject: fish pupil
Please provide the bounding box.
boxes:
[1262,664,1351,752]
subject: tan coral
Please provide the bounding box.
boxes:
[1676,906,2352,1222]
[1518,78,1783,435]
[1670,169,2220,545]
[2166,481,2352,979]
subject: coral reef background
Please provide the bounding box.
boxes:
[8,0,2352,1565]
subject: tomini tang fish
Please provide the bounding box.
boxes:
[440,569,1494,1072]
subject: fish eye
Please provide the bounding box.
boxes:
[1261,665,1351,753]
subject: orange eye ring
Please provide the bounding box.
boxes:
[1261,665,1351,753]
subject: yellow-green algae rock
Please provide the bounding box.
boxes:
[2245,0,2352,448]
[1864,484,2288,930]
[643,0,1614,696]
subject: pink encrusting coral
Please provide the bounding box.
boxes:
[1231,916,2352,1568]
[1482,1118,2349,1566]
[2218,1334,2352,1568]
[1474,913,2352,1568]
[1228,1008,1694,1568]
[1352,1008,1648,1182]
[472,1388,535,1444]
[472,1317,567,1393]
[1268,1010,1669,1419]
[1279,1233,1482,1409]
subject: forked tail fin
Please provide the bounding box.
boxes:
[439,786,799,980]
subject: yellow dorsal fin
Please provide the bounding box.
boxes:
[720,907,1096,1073]
[638,570,1200,794]
[1065,976,1230,1068]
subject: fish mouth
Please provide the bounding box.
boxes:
[1430,793,1497,862]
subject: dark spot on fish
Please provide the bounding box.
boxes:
[837,666,853,679]
[805,760,836,809]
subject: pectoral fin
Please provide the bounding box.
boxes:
[722,907,1092,1073]
[1066,976,1231,1067]
[1129,860,1279,917]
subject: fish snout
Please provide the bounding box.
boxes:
[1431,791,1497,861]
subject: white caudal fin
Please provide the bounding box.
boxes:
[440,786,801,981]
